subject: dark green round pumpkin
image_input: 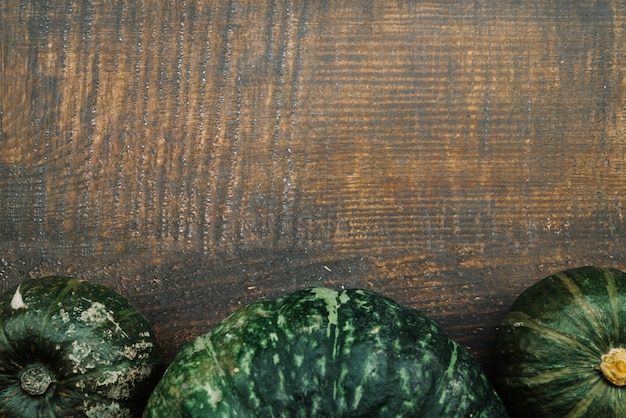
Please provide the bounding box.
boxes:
[494,266,626,417]
[0,276,163,417]
[144,287,506,417]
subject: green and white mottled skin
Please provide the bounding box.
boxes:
[0,276,163,417]
[144,287,506,417]
[494,266,626,418]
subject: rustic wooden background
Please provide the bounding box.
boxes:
[1,0,625,375]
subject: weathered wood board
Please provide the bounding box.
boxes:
[2,0,626,374]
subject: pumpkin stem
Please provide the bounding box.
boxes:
[600,347,626,386]
[20,365,53,396]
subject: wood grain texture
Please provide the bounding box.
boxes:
[2,0,626,373]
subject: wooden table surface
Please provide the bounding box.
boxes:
[2,0,625,376]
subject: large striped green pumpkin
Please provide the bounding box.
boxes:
[144,287,506,417]
[494,266,626,417]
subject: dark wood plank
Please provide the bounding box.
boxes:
[2,0,626,374]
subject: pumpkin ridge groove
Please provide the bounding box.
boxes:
[50,385,135,410]
[201,333,235,406]
[506,364,599,387]
[556,273,608,351]
[606,387,626,418]
[44,397,56,416]
[37,278,83,352]
[0,314,15,357]
[564,378,605,418]
[604,270,621,346]
[502,311,598,358]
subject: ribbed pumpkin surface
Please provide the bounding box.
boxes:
[0,276,162,417]
[144,287,506,417]
[494,266,626,417]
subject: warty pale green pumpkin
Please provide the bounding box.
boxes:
[0,276,162,417]
[494,266,626,417]
[144,286,506,417]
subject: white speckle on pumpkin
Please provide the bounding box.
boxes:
[83,400,131,418]
[120,340,154,360]
[10,285,27,310]
[69,340,111,373]
[203,384,223,405]
[65,323,77,336]
[294,354,304,367]
[338,291,350,304]
[79,301,128,338]
[69,341,96,373]
[96,364,155,400]
[513,322,524,327]
[97,370,123,386]
[59,308,71,323]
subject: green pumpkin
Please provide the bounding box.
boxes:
[144,287,506,417]
[494,266,626,417]
[0,276,163,417]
